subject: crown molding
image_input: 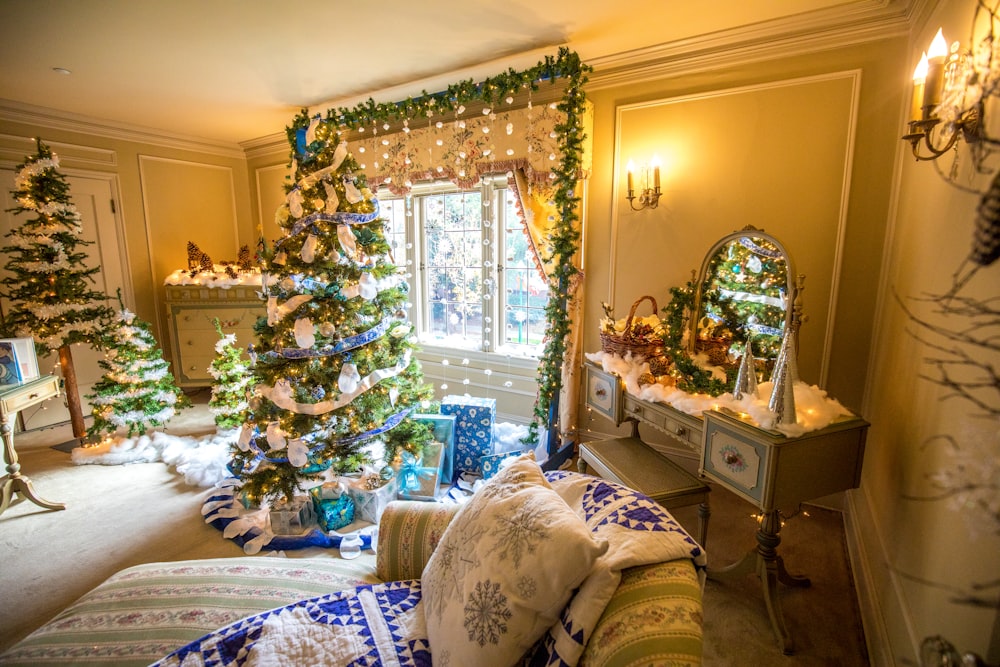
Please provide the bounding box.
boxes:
[240,132,288,161]
[587,0,917,90]
[0,99,246,160]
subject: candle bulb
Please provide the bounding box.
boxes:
[911,52,928,120]
[651,155,661,190]
[626,160,635,194]
[922,28,948,111]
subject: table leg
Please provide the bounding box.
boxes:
[1,413,66,516]
[706,509,809,654]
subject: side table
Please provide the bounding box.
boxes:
[0,375,65,517]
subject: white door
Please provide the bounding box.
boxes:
[0,168,129,431]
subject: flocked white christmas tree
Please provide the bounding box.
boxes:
[208,318,251,430]
[86,295,190,441]
[1,138,114,439]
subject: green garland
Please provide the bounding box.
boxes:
[306,47,591,450]
[660,282,731,396]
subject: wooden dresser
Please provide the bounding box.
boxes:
[164,284,264,387]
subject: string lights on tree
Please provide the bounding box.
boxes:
[0,138,115,441]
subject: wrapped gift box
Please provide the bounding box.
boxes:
[441,395,496,475]
[310,484,355,531]
[479,449,530,480]
[269,496,317,535]
[344,475,398,524]
[395,441,447,501]
[413,413,455,484]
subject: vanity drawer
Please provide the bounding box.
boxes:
[702,419,769,505]
[622,394,701,450]
[0,375,60,415]
[584,363,621,423]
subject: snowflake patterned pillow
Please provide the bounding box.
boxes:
[421,454,608,666]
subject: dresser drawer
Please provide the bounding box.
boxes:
[170,306,260,332]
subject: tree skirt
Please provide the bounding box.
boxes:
[71,430,234,487]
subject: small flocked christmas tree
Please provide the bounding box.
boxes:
[208,319,251,430]
[1,138,114,438]
[86,295,191,441]
[231,110,434,504]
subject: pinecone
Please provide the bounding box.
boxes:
[199,252,214,273]
[225,265,238,279]
[972,170,1000,266]
[187,241,202,268]
[238,244,253,271]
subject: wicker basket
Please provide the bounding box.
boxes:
[600,295,665,360]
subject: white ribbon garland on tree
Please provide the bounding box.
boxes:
[256,351,412,416]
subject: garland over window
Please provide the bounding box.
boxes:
[294,48,591,445]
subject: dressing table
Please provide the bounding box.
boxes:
[584,228,868,654]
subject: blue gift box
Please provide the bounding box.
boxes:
[413,413,455,485]
[441,395,496,475]
[479,449,528,479]
[394,441,446,501]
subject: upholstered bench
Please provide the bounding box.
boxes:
[579,436,711,546]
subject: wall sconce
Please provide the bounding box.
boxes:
[625,157,662,211]
[902,20,997,163]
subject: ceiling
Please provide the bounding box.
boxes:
[0,0,915,147]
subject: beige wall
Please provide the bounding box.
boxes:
[0,122,257,360]
[851,0,1000,662]
[580,37,906,448]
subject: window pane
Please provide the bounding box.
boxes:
[422,190,485,350]
[380,197,408,267]
[503,188,548,349]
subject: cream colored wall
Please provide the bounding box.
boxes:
[850,0,1000,662]
[610,73,858,387]
[0,122,256,358]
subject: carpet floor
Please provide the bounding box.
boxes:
[0,394,868,664]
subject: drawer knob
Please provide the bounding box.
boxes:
[28,393,39,400]
[675,426,687,437]
[189,365,197,370]
[186,340,193,346]
[724,451,740,466]
[631,405,642,414]
[594,387,606,398]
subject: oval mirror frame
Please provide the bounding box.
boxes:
[688,226,798,369]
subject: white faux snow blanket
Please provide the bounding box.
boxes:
[71,430,235,487]
[151,470,706,667]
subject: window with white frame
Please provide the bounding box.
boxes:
[380,178,550,358]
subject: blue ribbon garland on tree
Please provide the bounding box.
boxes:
[244,408,412,464]
[263,316,395,360]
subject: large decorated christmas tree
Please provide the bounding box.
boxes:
[86,298,190,441]
[0,138,114,437]
[232,111,433,504]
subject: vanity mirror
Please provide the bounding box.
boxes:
[689,226,798,376]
